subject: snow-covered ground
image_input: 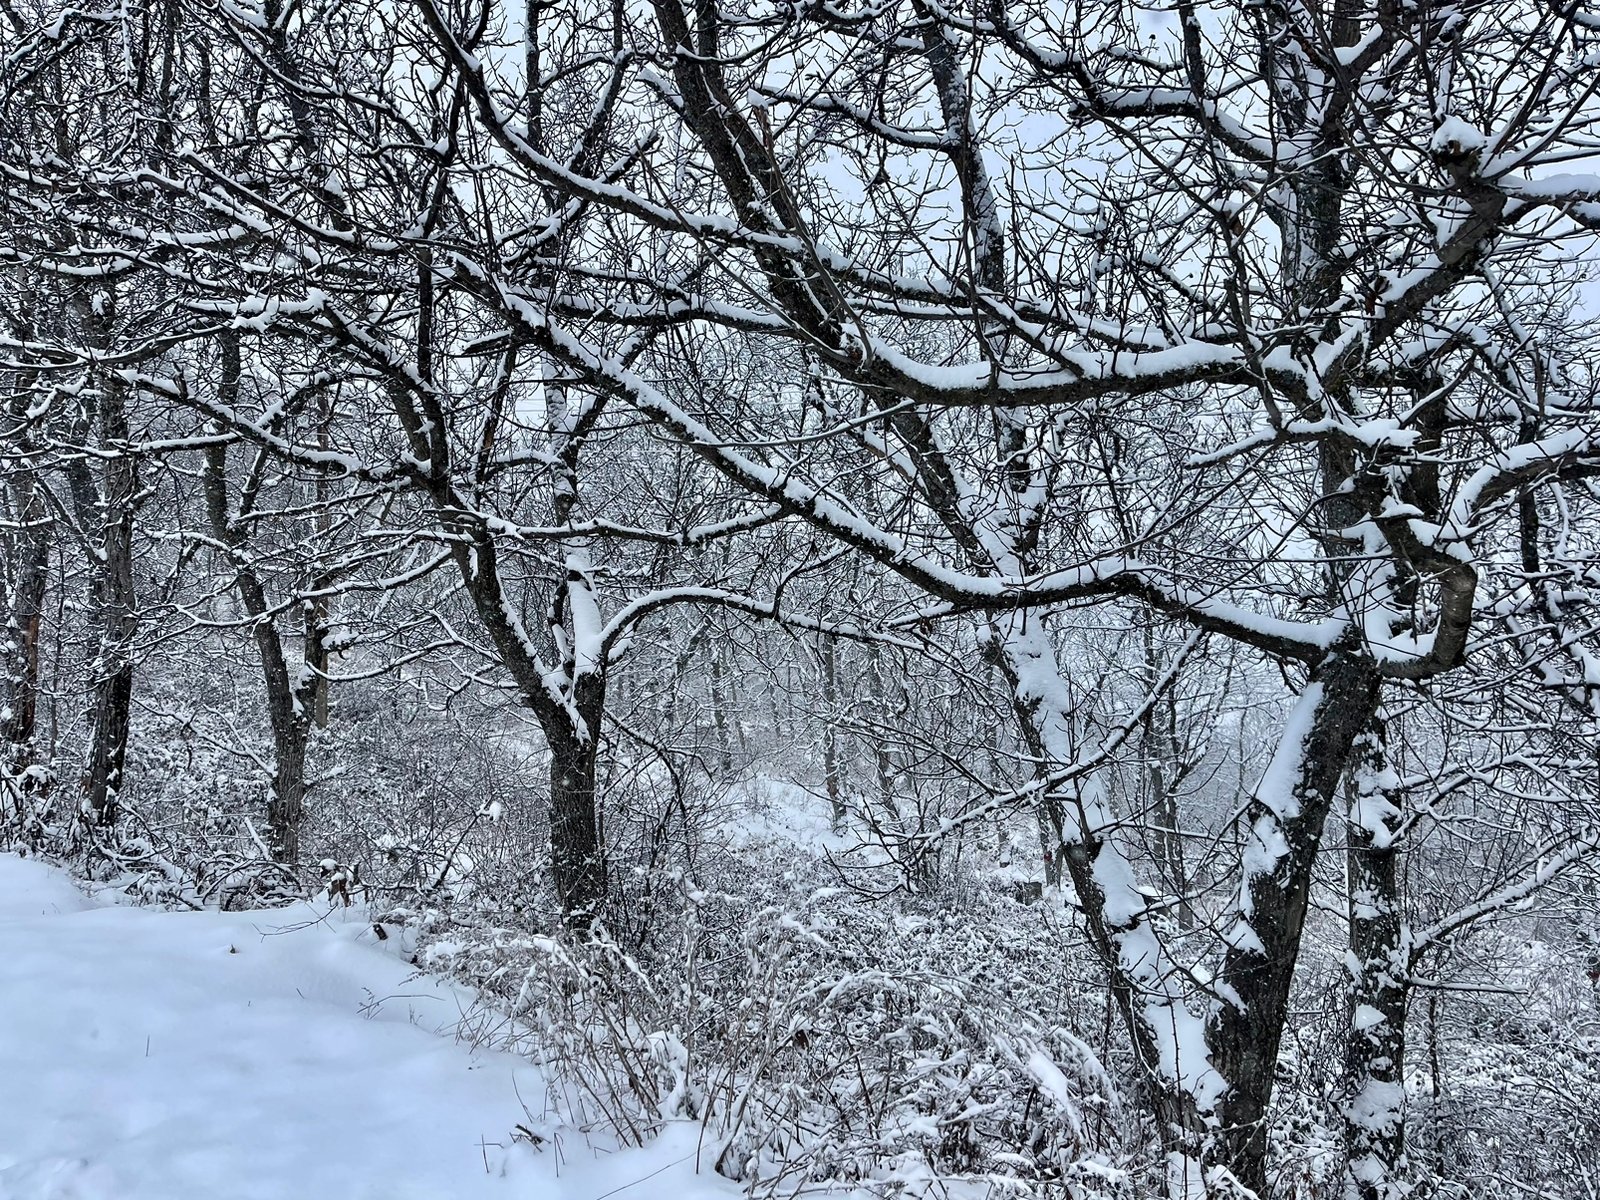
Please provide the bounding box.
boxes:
[0,854,736,1200]
[722,776,849,854]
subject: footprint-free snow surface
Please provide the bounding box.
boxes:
[0,854,731,1200]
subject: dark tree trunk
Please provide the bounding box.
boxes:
[546,707,606,927]
[439,508,611,929]
[250,590,312,863]
[1343,718,1409,1199]
[204,345,316,866]
[305,387,334,729]
[80,375,138,828]
[82,664,133,826]
[267,716,310,865]
[0,377,55,839]
[1205,654,1382,1194]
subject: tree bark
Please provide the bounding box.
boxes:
[1343,718,1409,1199]
[428,362,612,930]
[1143,628,1195,931]
[79,373,138,829]
[820,635,846,830]
[265,696,310,864]
[206,448,313,864]
[709,642,736,778]
[546,686,607,925]
[205,334,317,865]
[993,617,1211,1179]
[305,387,334,729]
[1205,654,1382,1194]
[1,472,51,794]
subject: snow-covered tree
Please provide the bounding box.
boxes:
[4,0,1600,1193]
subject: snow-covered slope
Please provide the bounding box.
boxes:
[0,854,733,1200]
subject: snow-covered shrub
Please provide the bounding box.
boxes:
[1407,934,1600,1199]
[693,880,1139,1197]
[382,774,1150,1198]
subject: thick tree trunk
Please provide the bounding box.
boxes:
[1343,719,1409,1200]
[267,717,309,865]
[303,600,331,729]
[82,663,133,826]
[547,718,606,927]
[440,511,613,929]
[252,594,312,863]
[1205,655,1381,1194]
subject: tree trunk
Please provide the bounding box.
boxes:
[1,477,51,794]
[252,596,312,863]
[1343,718,1409,1199]
[991,616,1211,1181]
[81,375,138,828]
[547,718,606,927]
[305,387,334,729]
[207,339,316,866]
[865,644,898,813]
[1205,655,1382,1194]
[267,717,309,865]
[709,642,735,777]
[1144,629,1194,931]
[820,635,846,830]
[83,665,134,828]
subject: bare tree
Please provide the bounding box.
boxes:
[399,0,1600,1190]
[4,0,1600,1193]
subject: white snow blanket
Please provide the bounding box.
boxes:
[0,854,730,1200]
